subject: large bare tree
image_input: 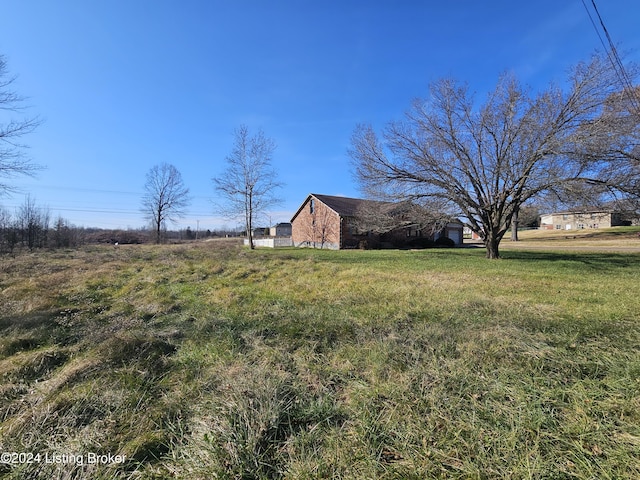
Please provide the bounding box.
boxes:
[213,125,282,249]
[354,198,453,239]
[0,54,42,196]
[350,53,640,258]
[141,163,191,243]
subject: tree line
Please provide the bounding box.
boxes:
[0,195,244,254]
[0,196,76,252]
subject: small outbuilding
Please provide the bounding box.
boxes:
[269,222,292,237]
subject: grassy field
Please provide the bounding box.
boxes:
[0,231,639,479]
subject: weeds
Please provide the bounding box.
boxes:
[0,241,639,478]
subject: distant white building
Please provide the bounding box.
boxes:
[539,209,625,230]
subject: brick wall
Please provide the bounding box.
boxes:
[291,197,342,249]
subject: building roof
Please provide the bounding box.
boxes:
[290,193,392,222]
[311,194,372,216]
[541,208,617,216]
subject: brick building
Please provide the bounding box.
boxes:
[291,193,463,249]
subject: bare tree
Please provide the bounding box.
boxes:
[0,205,13,253]
[302,205,337,249]
[315,208,337,249]
[213,125,282,249]
[354,198,453,239]
[581,85,640,198]
[350,53,640,259]
[0,54,42,196]
[52,215,82,248]
[141,163,191,243]
[16,194,49,250]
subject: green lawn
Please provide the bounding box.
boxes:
[1,242,639,479]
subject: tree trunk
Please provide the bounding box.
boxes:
[155,214,162,244]
[485,234,501,259]
[246,199,254,250]
[511,208,519,242]
[248,229,254,249]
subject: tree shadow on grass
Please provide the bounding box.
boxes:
[501,250,640,272]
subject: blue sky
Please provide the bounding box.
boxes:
[1,0,639,230]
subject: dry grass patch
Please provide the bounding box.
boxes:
[0,242,639,478]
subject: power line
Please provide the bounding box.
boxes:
[12,183,214,201]
[11,183,141,196]
[581,0,640,115]
[0,204,219,218]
